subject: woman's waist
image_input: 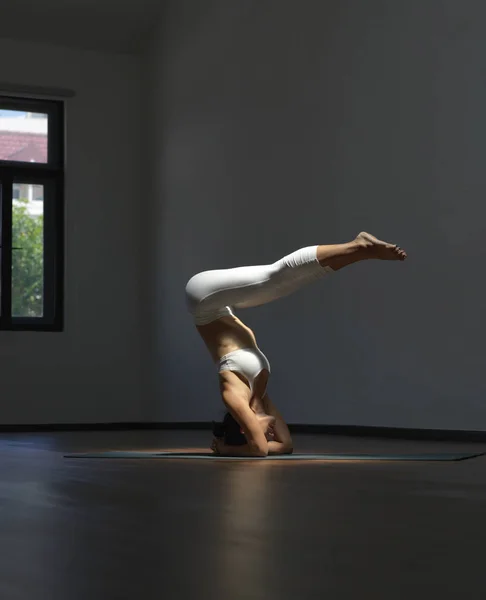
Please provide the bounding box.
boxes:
[198,318,258,359]
[218,345,267,363]
[214,338,260,362]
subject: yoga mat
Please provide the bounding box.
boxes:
[64,451,485,462]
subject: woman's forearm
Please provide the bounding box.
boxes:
[219,442,267,457]
[268,441,293,455]
[218,441,293,457]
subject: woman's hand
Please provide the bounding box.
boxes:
[210,437,225,454]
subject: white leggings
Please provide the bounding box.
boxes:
[185,245,332,325]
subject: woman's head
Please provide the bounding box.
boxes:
[213,412,276,446]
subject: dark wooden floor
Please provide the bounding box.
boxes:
[1,430,486,600]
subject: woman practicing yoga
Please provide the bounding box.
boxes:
[185,232,407,457]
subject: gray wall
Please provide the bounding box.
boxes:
[0,38,146,424]
[147,0,486,429]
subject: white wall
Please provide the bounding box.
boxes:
[147,0,486,430]
[0,38,146,424]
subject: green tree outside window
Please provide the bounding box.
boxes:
[12,197,43,317]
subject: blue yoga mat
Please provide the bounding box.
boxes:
[64,451,485,461]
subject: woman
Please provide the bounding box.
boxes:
[185,232,407,457]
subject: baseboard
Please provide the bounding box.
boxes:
[0,421,485,443]
[0,422,210,433]
[289,424,486,443]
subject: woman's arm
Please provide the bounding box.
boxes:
[262,393,293,453]
[213,439,264,456]
[213,439,292,456]
[267,441,293,455]
[219,373,269,457]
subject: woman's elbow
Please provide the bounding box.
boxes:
[250,442,268,457]
[282,436,293,454]
[279,441,293,455]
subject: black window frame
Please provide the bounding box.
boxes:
[0,95,64,332]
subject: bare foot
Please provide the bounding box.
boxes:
[355,232,407,261]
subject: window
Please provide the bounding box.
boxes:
[0,96,64,331]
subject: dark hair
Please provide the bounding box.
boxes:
[212,412,246,446]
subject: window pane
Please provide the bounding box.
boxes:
[0,183,2,316]
[12,183,44,317]
[0,110,48,164]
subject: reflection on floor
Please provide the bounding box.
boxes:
[1,430,485,600]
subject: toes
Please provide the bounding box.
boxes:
[394,245,407,260]
[385,242,406,260]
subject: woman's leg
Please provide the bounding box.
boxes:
[185,232,406,323]
[185,246,326,323]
